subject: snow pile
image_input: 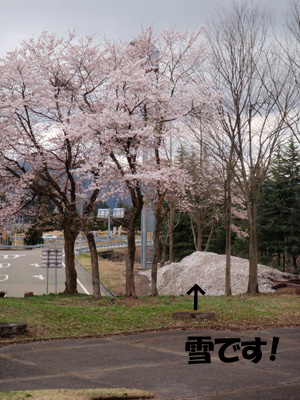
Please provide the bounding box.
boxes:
[138,251,298,295]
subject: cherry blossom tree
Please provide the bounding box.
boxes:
[0,32,108,297]
[176,139,223,252]
[136,162,192,296]
[0,27,218,299]
[159,200,181,266]
[81,27,218,297]
[158,138,183,265]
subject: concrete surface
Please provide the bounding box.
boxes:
[0,249,101,297]
[0,327,299,399]
[0,323,27,338]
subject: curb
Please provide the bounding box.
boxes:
[0,322,27,337]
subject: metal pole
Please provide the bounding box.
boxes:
[55,248,58,294]
[46,249,49,295]
[108,211,111,239]
[141,206,147,268]
[141,143,149,268]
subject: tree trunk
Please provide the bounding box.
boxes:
[197,217,203,251]
[124,184,143,297]
[126,216,138,297]
[277,251,281,268]
[85,229,101,299]
[190,218,197,250]
[169,205,175,263]
[225,176,232,296]
[63,226,79,294]
[204,219,215,252]
[247,200,259,293]
[160,238,167,267]
[151,195,164,296]
[292,254,297,272]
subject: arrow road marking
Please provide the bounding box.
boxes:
[0,274,8,282]
[33,275,45,280]
[0,263,10,268]
[187,284,206,311]
[30,263,40,267]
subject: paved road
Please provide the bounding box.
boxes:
[0,328,299,399]
[0,249,97,297]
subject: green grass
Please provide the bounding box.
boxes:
[0,388,154,400]
[0,293,299,345]
[77,253,92,260]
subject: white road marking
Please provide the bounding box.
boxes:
[0,254,25,259]
[0,263,10,268]
[33,275,45,280]
[30,263,40,267]
[0,274,8,282]
[62,260,90,295]
[77,278,90,295]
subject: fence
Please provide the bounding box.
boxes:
[0,235,153,255]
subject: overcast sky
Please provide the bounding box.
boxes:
[0,0,292,56]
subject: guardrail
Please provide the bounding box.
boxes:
[75,239,154,256]
[0,235,128,250]
[0,236,153,255]
[75,242,128,256]
[0,243,61,250]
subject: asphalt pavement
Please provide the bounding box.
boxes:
[0,249,99,297]
[0,327,299,399]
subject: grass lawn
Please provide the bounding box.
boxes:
[1,251,299,345]
[77,249,148,296]
[0,292,299,346]
[77,252,127,295]
[0,388,153,400]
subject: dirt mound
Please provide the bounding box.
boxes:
[138,251,298,295]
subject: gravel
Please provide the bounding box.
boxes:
[138,251,299,295]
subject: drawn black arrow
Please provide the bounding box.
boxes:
[187,284,205,311]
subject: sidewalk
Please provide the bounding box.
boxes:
[1,327,300,399]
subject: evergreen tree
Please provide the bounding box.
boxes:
[23,226,44,246]
[172,211,195,261]
[258,138,300,272]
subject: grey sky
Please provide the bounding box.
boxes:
[0,0,291,56]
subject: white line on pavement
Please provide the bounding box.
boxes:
[0,263,10,268]
[0,254,25,259]
[33,275,45,280]
[62,260,90,295]
[0,274,8,282]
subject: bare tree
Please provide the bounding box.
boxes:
[159,199,182,265]
[185,115,245,296]
[205,1,295,293]
[282,0,300,142]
